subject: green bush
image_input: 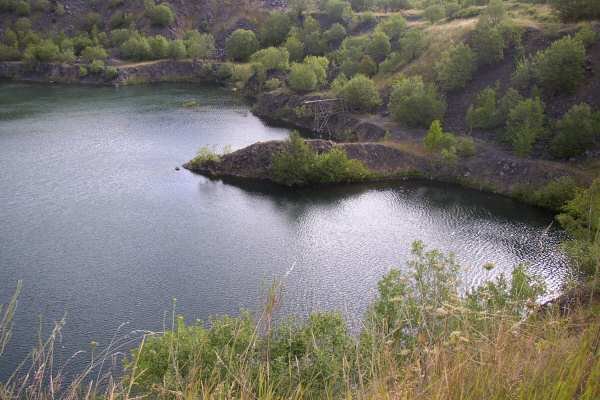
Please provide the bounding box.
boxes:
[324,0,353,23]
[517,176,580,210]
[435,43,476,91]
[466,85,503,130]
[338,74,381,112]
[375,14,407,42]
[146,3,175,27]
[259,12,291,47]
[184,31,215,59]
[532,36,586,94]
[110,29,131,47]
[304,55,329,86]
[367,31,391,62]
[471,18,506,66]
[148,35,169,59]
[89,59,105,74]
[551,0,600,21]
[272,132,371,186]
[398,29,428,62]
[284,35,305,62]
[557,178,600,277]
[424,5,445,23]
[109,11,134,29]
[105,66,119,80]
[81,46,108,63]
[424,120,454,152]
[23,39,60,64]
[168,39,187,60]
[358,55,377,77]
[0,44,20,61]
[550,103,599,159]
[288,63,318,92]
[120,35,151,60]
[506,97,545,157]
[574,22,598,48]
[250,47,290,72]
[264,78,282,91]
[323,23,347,48]
[15,0,30,16]
[225,29,259,62]
[389,75,447,128]
[78,65,88,77]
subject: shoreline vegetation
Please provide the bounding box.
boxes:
[1,241,598,400]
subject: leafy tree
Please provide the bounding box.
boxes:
[288,63,318,92]
[338,74,381,112]
[23,39,59,64]
[435,43,476,91]
[550,0,600,21]
[323,23,347,48]
[367,31,391,63]
[398,29,428,62]
[506,97,545,157]
[424,5,445,23]
[350,0,374,11]
[81,46,108,63]
[389,75,446,128]
[226,29,259,61]
[120,35,151,60]
[550,104,599,159]
[304,55,329,86]
[358,55,377,77]
[466,85,503,130]
[168,39,187,60]
[304,31,327,56]
[110,29,131,47]
[285,35,305,62]
[146,3,175,27]
[148,35,170,59]
[375,15,407,42]
[184,31,215,59]
[532,36,585,94]
[15,0,30,16]
[260,12,291,47]
[574,23,598,48]
[250,47,290,71]
[424,120,452,152]
[471,17,506,65]
[324,0,353,23]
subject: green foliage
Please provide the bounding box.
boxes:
[424,4,445,23]
[358,55,378,76]
[435,43,476,92]
[389,75,447,128]
[110,29,130,47]
[367,31,391,62]
[184,31,215,59]
[105,66,119,80]
[284,35,305,62]
[324,0,353,23]
[120,34,151,60]
[574,22,598,48]
[0,44,20,61]
[89,59,105,74]
[78,65,88,77]
[532,36,586,94]
[259,12,291,47]
[15,0,30,16]
[23,39,60,64]
[375,14,407,42]
[226,29,259,62]
[304,55,329,86]
[506,97,545,157]
[550,103,599,159]
[424,120,476,162]
[80,45,107,63]
[323,23,347,48]
[168,39,187,60]
[550,0,600,21]
[148,35,169,59]
[250,47,290,71]
[557,179,600,277]
[471,17,506,66]
[466,85,503,130]
[338,74,381,112]
[272,132,371,186]
[146,3,175,27]
[517,176,580,210]
[288,63,318,92]
[109,10,133,29]
[264,77,282,91]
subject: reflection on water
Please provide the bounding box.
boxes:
[0,83,567,379]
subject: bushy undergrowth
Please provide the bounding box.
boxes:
[272,132,372,186]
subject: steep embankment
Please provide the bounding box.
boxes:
[184,138,590,195]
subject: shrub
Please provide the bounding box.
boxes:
[424,120,454,152]
[551,0,600,21]
[23,39,60,64]
[304,31,327,56]
[304,55,329,86]
[506,97,545,157]
[398,29,428,62]
[184,31,215,59]
[550,104,599,159]
[216,63,233,81]
[389,75,446,128]
[556,178,600,277]
[226,29,259,62]
[466,85,503,130]
[168,39,187,60]
[105,66,119,79]
[424,5,445,23]
[284,36,304,62]
[532,36,586,94]
[250,47,290,72]
[435,43,476,91]
[148,35,169,59]
[518,176,580,210]
[78,65,88,77]
[471,18,506,65]
[89,59,105,74]
[338,74,381,112]
[574,22,598,48]
[367,31,391,63]
[110,29,131,47]
[272,132,371,186]
[323,23,347,48]
[324,0,353,23]
[147,3,175,27]
[259,12,291,47]
[358,55,377,77]
[120,35,151,60]
[109,11,133,29]
[288,63,318,92]
[15,0,30,16]
[264,78,282,91]
[81,46,108,63]
[375,14,407,42]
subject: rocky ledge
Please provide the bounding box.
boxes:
[184,138,590,195]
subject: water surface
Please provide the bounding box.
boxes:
[0,83,567,378]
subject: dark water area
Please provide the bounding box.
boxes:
[0,83,567,379]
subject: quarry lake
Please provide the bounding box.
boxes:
[0,83,568,377]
